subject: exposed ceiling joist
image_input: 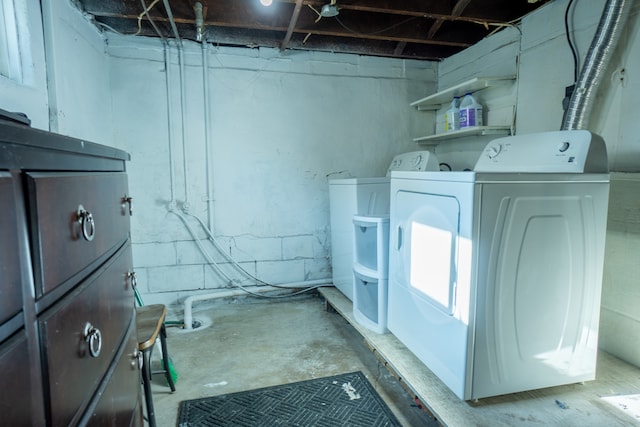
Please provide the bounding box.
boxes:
[76,0,552,61]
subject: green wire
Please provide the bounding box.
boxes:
[134,287,144,307]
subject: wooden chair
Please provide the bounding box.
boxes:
[136,304,176,427]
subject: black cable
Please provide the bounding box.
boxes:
[562,0,578,123]
[334,15,418,36]
[564,0,578,83]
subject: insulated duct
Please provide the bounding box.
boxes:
[561,0,633,130]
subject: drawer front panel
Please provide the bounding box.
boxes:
[0,333,35,426]
[86,322,142,427]
[0,173,22,325]
[41,244,134,426]
[27,172,130,297]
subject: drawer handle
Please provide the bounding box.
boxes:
[77,205,96,241]
[83,322,102,358]
[130,348,140,370]
[130,348,143,370]
[122,194,133,216]
[128,271,137,288]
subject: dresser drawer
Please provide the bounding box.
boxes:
[86,321,142,427]
[26,172,130,297]
[0,332,36,426]
[0,173,23,326]
[40,244,134,426]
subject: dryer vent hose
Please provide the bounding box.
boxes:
[561,0,632,131]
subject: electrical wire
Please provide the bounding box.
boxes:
[94,21,125,36]
[334,16,418,36]
[169,208,328,299]
[136,0,161,36]
[141,0,165,39]
[565,0,578,83]
[185,211,326,291]
[185,212,275,286]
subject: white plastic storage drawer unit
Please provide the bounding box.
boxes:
[352,215,389,334]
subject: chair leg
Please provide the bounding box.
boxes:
[159,324,176,392]
[141,349,157,427]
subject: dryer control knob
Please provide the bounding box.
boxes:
[558,141,571,152]
[486,144,502,159]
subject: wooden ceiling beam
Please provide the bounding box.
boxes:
[393,41,407,56]
[281,0,304,51]
[85,5,509,28]
[275,0,511,25]
[88,11,471,47]
[428,0,472,39]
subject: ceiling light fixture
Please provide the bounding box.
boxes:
[320,0,339,17]
[260,0,273,6]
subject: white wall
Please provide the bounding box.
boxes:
[0,0,48,129]
[600,173,640,367]
[0,0,110,140]
[436,27,521,170]
[105,35,437,305]
[40,1,112,143]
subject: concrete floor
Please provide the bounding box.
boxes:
[146,292,439,426]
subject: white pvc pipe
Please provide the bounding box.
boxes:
[183,279,333,329]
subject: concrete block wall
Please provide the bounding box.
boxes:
[599,173,640,366]
[105,36,437,306]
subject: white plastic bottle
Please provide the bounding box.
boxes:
[458,92,483,128]
[445,96,460,131]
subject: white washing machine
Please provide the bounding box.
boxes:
[387,130,610,400]
[329,151,439,300]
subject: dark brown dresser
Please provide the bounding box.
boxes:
[0,115,142,426]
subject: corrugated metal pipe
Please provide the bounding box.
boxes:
[561,0,633,130]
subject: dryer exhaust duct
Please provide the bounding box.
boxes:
[561,0,632,131]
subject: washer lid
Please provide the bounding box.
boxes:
[474,130,608,173]
[386,151,439,176]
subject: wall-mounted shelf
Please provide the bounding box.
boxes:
[413,126,511,145]
[410,76,515,111]
[410,76,516,144]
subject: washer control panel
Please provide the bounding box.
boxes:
[386,151,440,176]
[474,130,608,173]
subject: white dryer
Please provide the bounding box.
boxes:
[328,151,439,300]
[387,130,610,400]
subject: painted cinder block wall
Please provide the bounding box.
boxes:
[105,37,437,306]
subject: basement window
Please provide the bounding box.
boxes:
[0,0,23,82]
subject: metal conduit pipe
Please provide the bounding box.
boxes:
[164,43,177,206]
[162,0,189,209]
[140,0,177,206]
[183,279,333,329]
[561,0,633,130]
[201,41,215,232]
[141,0,164,39]
[162,0,182,44]
[178,45,190,210]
